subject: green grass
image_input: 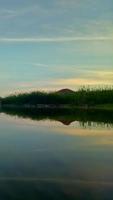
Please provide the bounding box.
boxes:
[1,87,113,110]
[94,104,113,110]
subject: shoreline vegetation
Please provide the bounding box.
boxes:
[1,88,113,111]
[1,88,113,125]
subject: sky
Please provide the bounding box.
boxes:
[0,0,113,96]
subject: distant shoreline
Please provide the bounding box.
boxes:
[1,88,113,111]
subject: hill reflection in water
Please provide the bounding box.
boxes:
[1,107,113,127]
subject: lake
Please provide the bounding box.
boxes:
[0,110,113,200]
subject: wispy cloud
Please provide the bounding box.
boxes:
[0,9,17,19]
[16,74,113,91]
[0,5,45,20]
[31,63,49,67]
[0,36,112,43]
[0,3,63,21]
[56,0,85,8]
[52,78,113,87]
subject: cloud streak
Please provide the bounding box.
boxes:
[0,36,112,43]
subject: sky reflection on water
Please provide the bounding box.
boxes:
[0,112,113,199]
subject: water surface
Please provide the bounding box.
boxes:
[0,111,113,200]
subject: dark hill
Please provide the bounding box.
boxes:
[56,88,75,94]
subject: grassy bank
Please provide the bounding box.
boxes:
[93,104,113,110]
[1,88,113,110]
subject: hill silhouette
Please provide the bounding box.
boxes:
[56,88,75,94]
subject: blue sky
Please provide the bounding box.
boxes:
[0,0,113,96]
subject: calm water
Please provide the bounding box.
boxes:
[0,111,113,200]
